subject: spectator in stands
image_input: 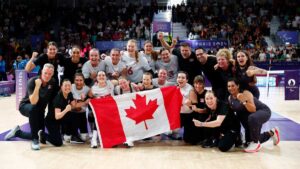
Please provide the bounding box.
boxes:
[0,55,7,81]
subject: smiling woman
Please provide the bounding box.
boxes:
[227,78,280,153]
[234,50,267,99]
[193,90,241,152]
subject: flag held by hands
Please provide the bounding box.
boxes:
[89,86,182,148]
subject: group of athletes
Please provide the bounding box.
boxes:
[4,32,280,153]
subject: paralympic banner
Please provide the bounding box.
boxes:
[284,70,299,100]
[15,70,28,109]
[277,31,299,44]
[177,40,229,49]
[89,86,182,148]
[152,21,171,33]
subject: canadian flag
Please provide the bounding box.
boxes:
[89,86,182,148]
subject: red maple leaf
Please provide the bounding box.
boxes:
[125,94,159,130]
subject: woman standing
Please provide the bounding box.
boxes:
[176,71,198,144]
[88,71,114,148]
[215,48,235,101]
[227,78,280,153]
[121,39,152,83]
[63,46,87,83]
[190,75,209,144]
[71,73,90,142]
[141,40,158,74]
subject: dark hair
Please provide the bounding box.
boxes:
[193,75,205,84]
[143,72,153,79]
[177,71,189,80]
[159,47,170,54]
[195,47,206,53]
[180,42,191,48]
[235,50,253,69]
[227,77,240,86]
[74,73,85,81]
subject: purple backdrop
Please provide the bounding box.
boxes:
[285,70,299,100]
[152,21,171,33]
[0,81,15,94]
[277,31,299,44]
[177,40,229,49]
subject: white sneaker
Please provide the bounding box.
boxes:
[63,135,71,143]
[244,142,261,153]
[124,141,134,148]
[31,139,40,150]
[271,127,280,145]
[4,125,20,140]
[80,133,88,142]
[91,130,98,148]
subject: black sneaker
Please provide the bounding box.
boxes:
[70,135,84,144]
[38,130,46,144]
[202,139,218,148]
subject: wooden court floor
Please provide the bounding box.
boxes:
[0,87,299,169]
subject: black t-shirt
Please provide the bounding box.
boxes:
[196,89,207,109]
[172,48,201,84]
[198,56,223,89]
[194,89,209,121]
[33,53,66,83]
[20,76,55,110]
[206,101,240,132]
[63,57,87,83]
[235,67,256,90]
[46,91,74,121]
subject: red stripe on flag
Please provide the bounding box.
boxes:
[160,86,182,130]
[90,96,126,148]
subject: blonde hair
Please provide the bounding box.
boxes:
[127,39,139,62]
[216,48,232,61]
